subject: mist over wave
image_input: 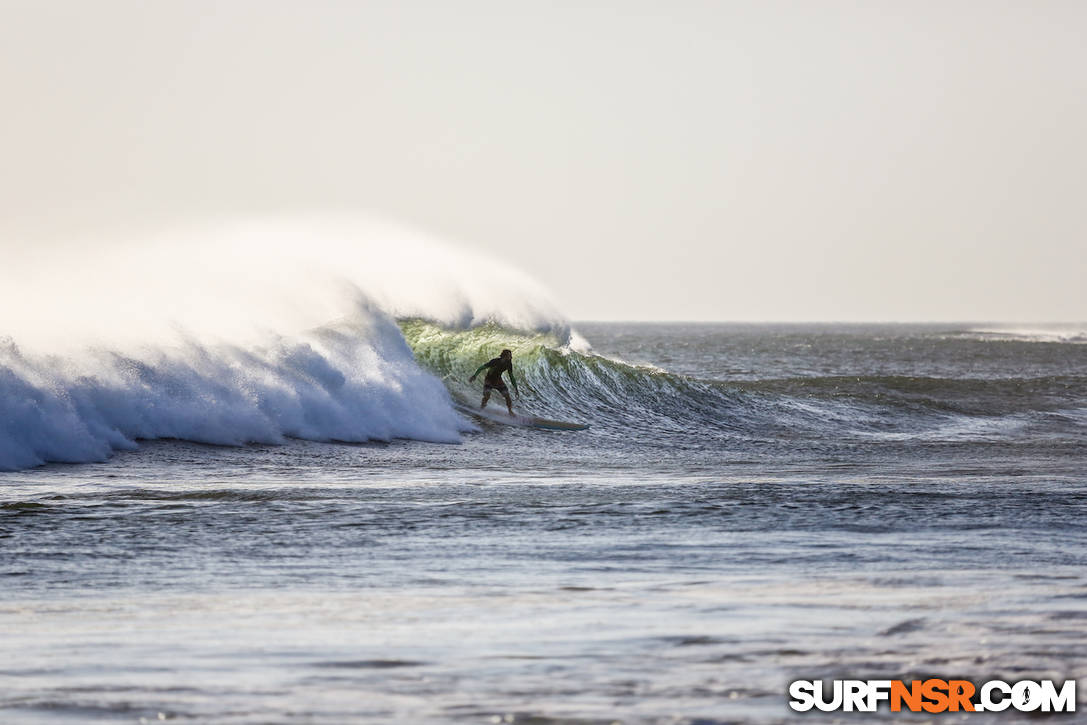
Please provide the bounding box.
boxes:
[0,215,570,470]
[2,215,571,351]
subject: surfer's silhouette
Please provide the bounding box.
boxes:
[469,349,519,415]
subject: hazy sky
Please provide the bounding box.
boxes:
[2,1,1084,321]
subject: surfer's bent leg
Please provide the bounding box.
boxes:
[481,388,491,408]
[502,391,513,415]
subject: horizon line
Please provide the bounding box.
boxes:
[570,319,1087,325]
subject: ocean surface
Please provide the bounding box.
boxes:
[2,320,1086,724]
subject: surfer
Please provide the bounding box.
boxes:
[469,349,519,415]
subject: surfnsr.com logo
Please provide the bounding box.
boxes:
[789,679,1077,713]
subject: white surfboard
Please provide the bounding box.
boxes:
[454,402,589,431]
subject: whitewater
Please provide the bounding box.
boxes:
[2,216,1086,723]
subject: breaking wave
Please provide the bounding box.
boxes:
[2,215,1083,472]
[0,215,568,471]
[956,326,1087,344]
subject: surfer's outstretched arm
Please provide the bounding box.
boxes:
[468,363,489,382]
[508,369,519,394]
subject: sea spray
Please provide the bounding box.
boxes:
[0,214,571,352]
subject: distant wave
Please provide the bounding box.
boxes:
[0,215,569,471]
[956,326,1087,344]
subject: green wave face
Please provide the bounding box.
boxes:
[399,319,743,439]
[400,320,561,390]
[400,319,578,412]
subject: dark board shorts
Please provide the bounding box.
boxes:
[484,381,509,395]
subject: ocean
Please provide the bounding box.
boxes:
[2,312,1085,723]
